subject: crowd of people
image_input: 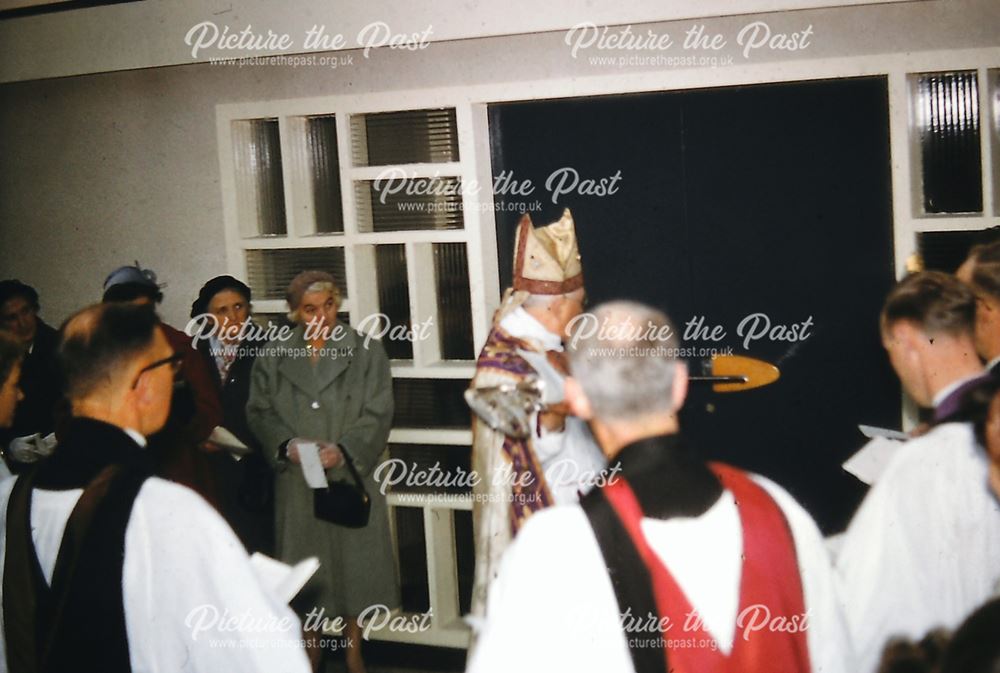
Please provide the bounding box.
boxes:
[465,213,1000,673]
[0,214,997,673]
[0,267,395,673]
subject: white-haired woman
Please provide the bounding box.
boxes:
[247,270,397,673]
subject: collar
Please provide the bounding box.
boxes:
[603,433,723,519]
[933,372,984,409]
[499,306,563,351]
[34,417,151,490]
[123,428,147,448]
[988,355,1000,373]
[210,334,240,350]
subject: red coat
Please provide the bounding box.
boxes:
[151,323,223,507]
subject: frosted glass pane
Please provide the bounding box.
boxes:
[916,71,983,214]
[434,243,474,360]
[351,108,459,166]
[394,507,430,612]
[992,69,1000,217]
[231,119,287,236]
[392,378,471,428]
[375,245,412,360]
[245,248,346,300]
[355,178,464,233]
[255,312,348,331]
[306,116,344,234]
[917,230,983,273]
[385,444,471,494]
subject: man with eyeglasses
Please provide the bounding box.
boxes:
[102,263,223,507]
[0,302,311,672]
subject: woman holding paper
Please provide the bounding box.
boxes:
[246,270,397,673]
[191,275,274,554]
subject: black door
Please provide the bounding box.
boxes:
[489,76,898,533]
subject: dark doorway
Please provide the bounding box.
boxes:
[488,76,898,533]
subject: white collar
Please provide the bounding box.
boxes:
[209,335,239,350]
[932,372,983,409]
[987,355,1000,372]
[499,306,563,351]
[123,427,147,448]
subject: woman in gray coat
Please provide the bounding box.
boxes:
[247,270,398,673]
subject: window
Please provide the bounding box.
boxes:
[912,70,982,214]
[219,99,496,648]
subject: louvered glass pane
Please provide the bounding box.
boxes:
[245,248,347,301]
[231,119,287,236]
[375,245,413,360]
[305,116,344,234]
[918,230,1000,273]
[455,509,474,616]
[351,108,459,166]
[915,71,983,214]
[434,243,474,360]
[392,379,471,428]
[992,69,1000,216]
[252,313,294,332]
[253,312,349,331]
[394,507,430,613]
[384,444,472,494]
[355,178,464,233]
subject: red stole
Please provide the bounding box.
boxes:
[602,462,811,673]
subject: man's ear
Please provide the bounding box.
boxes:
[983,296,1000,322]
[564,376,593,420]
[129,371,155,411]
[901,322,931,360]
[671,362,689,413]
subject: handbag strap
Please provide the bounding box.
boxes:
[334,445,368,499]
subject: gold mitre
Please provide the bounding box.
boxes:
[512,209,584,295]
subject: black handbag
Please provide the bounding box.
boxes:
[313,445,370,528]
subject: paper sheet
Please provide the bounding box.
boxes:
[297,441,328,488]
[516,349,566,404]
[843,436,904,486]
[208,426,250,457]
[249,552,320,604]
[858,424,909,441]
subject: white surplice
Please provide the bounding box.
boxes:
[836,421,1000,673]
[498,307,606,506]
[468,473,853,673]
[0,475,312,673]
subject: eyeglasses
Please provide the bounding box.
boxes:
[131,352,184,389]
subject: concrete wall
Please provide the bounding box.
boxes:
[0,0,998,326]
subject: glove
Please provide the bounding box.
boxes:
[7,432,57,464]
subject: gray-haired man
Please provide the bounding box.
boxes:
[468,300,850,673]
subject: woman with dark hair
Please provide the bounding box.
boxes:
[191,275,273,553]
